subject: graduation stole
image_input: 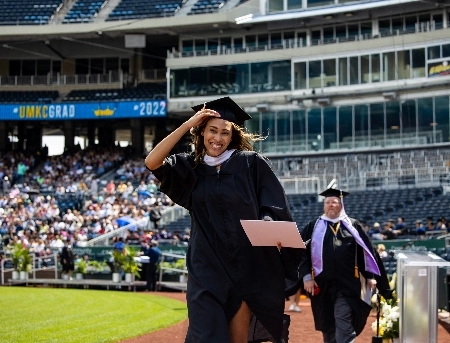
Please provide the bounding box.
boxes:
[311,217,380,278]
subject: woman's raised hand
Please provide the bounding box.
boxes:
[186,103,221,128]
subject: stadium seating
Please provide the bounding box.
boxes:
[188,0,227,15]
[62,83,166,102]
[0,90,59,103]
[62,0,103,24]
[107,0,183,21]
[0,0,60,25]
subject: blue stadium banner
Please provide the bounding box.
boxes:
[0,100,166,120]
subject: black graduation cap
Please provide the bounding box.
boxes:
[319,179,349,198]
[191,96,252,126]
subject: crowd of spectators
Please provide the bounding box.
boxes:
[364,216,450,241]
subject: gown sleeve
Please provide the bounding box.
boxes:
[148,153,197,211]
[253,154,303,281]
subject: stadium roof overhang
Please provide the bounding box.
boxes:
[235,0,450,25]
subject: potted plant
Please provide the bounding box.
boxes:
[122,247,141,283]
[18,247,32,280]
[111,250,125,282]
[10,243,25,280]
[74,259,87,280]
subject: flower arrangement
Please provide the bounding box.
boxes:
[371,297,399,339]
[372,273,399,340]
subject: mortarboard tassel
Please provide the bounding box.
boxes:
[354,265,359,278]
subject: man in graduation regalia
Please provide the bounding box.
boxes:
[298,180,392,343]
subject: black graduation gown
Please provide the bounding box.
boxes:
[150,150,302,343]
[298,218,391,336]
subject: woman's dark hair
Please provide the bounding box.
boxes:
[190,118,264,166]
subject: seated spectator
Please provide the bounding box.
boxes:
[435,217,446,231]
[104,180,116,195]
[381,222,396,240]
[377,244,388,259]
[426,221,435,232]
[393,216,407,235]
[415,220,426,235]
[369,222,383,240]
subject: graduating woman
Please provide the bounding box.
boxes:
[145,97,302,343]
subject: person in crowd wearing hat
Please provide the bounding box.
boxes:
[145,96,302,343]
[368,222,383,240]
[296,180,391,343]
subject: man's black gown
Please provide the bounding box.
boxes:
[297,218,391,336]
[150,151,302,343]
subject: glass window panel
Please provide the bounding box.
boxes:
[90,58,104,74]
[443,44,450,57]
[22,60,36,76]
[349,56,359,84]
[309,60,321,89]
[336,26,346,39]
[433,14,443,28]
[105,58,119,72]
[371,54,380,82]
[405,16,416,33]
[247,111,261,150]
[323,27,334,43]
[370,103,385,147]
[392,17,403,33]
[383,52,396,81]
[194,39,206,52]
[52,60,61,75]
[418,98,433,143]
[221,37,232,49]
[276,111,291,152]
[75,58,89,74]
[348,24,359,39]
[268,0,283,12]
[385,101,401,146]
[418,14,430,23]
[323,59,336,87]
[397,50,410,80]
[294,62,307,89]
[271,61,291,91]
[401,99,416,139]
[258,34,269,48]
[261,111,276,152]
[311,30,321,45]
[250,62,268,92]
[307,109,322,151]
[287,0,302,10]
[412,48,426,78]
[435,96,449,143]
[361,55,370,83]
[9,60,21,76]
[379,19,391,35]
[182,40,194,52]
[323,107,337,150]
[270,33,282,48]
[360,22,372,37]
[292,110,307,152]
[428,46,441,60]
[297,31,307,47]
[36,60,50,76]
[120,58,130,74]
[338,57,348,85]
[245,35,256,48]
[355,105,369,148]
[234,38,243,51]
[338,106,353,149]
[208,39,219,52]
[307,0,333,8]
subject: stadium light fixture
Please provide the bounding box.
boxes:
[235,14,253,25]
[317,98,331,106]
[256,103,269,111]
[382,91,397,100]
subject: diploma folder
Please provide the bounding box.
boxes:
[240,220,306,249]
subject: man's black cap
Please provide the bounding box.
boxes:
[191,96,252,126]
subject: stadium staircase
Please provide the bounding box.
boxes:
[48,0,76,24]
[93,0,121,22]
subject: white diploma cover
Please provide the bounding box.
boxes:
[240,220,306,249]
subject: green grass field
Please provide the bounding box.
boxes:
[0,287,187,343]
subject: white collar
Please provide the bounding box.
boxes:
[203,149,236,166]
